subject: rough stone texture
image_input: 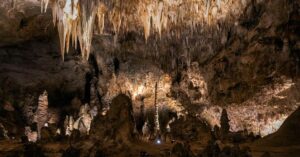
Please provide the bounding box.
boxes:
[0,39,90,138]
[0,0,51,46]
[204,0,300,105]
[90,94,135,143]
[255,107,300,146]
[170,116,211,143]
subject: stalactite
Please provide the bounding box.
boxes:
[152,1,164,38]
[42,0,244,59]
[139,2,152,41]
[78,2,97,60]
[41,0,49,13]
[44,0,97,60]
[96,3,107,34]
[217,0,221,9]
[205,0,211,18]
[109,8,122,36]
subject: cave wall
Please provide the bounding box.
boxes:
[0,39,90,107]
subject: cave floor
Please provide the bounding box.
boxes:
[249,145,300,157]
[1,139,300,157]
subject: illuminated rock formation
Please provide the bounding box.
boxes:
[25,126,38,143]
[34,91,49,139]
[40,0,249,59]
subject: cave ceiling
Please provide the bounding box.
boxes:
[2,0,248,59]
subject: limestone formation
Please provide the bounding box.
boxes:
[34,91,49,139]
[0,0,299,156]
[25,126,38,143]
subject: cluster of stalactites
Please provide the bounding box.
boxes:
[42,0,246,60]
[42,0,98,60]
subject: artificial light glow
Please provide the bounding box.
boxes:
[156,139,161,144]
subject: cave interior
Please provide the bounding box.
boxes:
[0,0,300,157]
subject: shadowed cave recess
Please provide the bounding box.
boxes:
[0,0,300,157]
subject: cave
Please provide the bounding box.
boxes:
[0,0,300,157]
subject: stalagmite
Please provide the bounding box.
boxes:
[166,117,175,133]
[64,116,70,136]
[69,116,74,131]
[74,104,94,135]
[0,123,9,139]
[64,115,74,136]
[25,127,38,143]
[89,106,98,118]
[142,120,150,140]
[22,95,36,125]
[79,104,89,116]
[221,108,230,136]
[47,109,60,124]
[56,128,61,135]
[34,91,49,139]
[154,82,160,135]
